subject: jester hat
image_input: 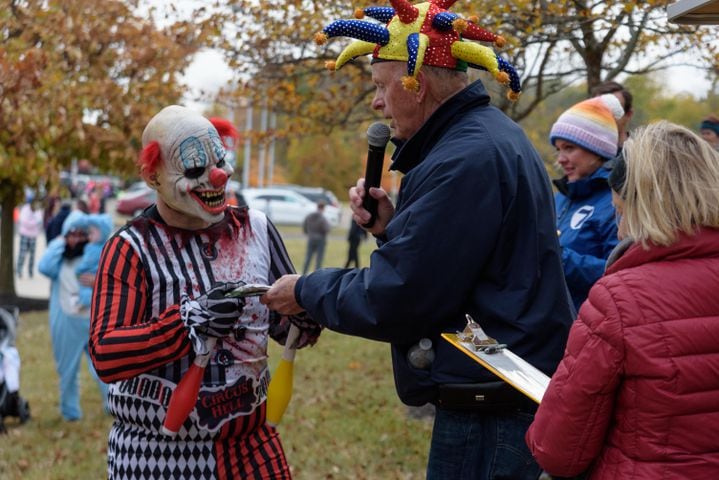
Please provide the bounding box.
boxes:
[314,0,521,100]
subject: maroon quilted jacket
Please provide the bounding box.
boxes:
[526,227,719,479]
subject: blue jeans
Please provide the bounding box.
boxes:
[427,408,541,480]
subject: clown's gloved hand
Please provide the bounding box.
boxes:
[180,282,246,355]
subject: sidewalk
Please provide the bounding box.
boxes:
[13,232,51,300]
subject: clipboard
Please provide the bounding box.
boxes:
[442,333,550,404]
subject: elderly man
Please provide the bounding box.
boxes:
[89,106,320,479]
[262,1,575,478]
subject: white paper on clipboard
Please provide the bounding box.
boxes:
[441,333,550,404]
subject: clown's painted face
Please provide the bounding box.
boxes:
[142,106,236,226]
[155,126,233,224]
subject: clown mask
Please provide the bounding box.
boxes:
[141,106,234,226]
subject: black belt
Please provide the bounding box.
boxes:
[436,381,537,413]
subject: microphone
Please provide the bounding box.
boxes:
[362,122,391,228]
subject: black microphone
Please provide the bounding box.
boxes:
[362,122,391,228]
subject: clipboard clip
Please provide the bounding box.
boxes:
[457,314,506,355]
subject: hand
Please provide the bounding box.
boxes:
[180,282,246,354]
[349,178,394,236]
[78,272,95,287]
[260,275,305,315]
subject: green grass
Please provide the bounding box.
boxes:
[0,225,432,479]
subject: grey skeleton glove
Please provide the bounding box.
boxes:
[180,282,246,355]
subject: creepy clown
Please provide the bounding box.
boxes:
[88,105,322,480]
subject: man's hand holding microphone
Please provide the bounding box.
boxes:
[263,122,393,316]
[350,122,394,236]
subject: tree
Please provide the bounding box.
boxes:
[477,0,718,121]
[0,0,221,301]
[220,0,717,128]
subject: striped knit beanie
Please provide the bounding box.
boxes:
[549,94,624,160]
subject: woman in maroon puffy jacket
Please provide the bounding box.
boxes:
[526,120,719,479]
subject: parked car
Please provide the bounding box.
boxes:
[242,187,341,226]
[117,181,149,199]
[115,187,156,217]
[271,185,340,209]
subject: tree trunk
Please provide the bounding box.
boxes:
[0,193,18,298]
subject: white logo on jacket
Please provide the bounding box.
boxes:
[570,206,595,229]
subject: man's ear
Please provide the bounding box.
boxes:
[415,70,429,103]
[141,170,159,189]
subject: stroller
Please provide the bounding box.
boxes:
[0,306,31,433]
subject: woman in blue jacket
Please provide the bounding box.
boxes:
[550,94,624,311]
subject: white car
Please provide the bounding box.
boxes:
[242,187,341,226]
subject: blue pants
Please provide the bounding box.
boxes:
[49,307,108,420]
[16,235,37,277]
[427,407,542,480]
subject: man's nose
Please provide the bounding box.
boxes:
[371,95,383,111]
[209,167,228,188]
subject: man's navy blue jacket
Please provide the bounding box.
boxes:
[295,80,574,406]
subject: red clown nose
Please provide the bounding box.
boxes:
[209,167,228,188]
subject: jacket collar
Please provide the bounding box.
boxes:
[605,227,719,275]
[389,79,491,175]
[553,165,611,199]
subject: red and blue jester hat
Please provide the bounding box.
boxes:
[314,0,521,100]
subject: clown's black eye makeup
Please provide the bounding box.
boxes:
[216,159,226,169]
[185,166,205,179]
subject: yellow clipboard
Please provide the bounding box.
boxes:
[442,333,550,404]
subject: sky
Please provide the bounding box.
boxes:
[180,49,234,112]
[180,49,715,113]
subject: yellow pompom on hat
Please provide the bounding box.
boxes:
[314,0,521,99]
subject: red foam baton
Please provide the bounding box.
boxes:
[161,337,216,436]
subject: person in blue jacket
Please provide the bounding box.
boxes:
[550,94,624,311]
[38,210,108,421]
[75,213,113,309]
[263,3,575,478]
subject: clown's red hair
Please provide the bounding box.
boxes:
[209,117,240,148]
[137,140,161,176]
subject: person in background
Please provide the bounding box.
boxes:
[75,198,89,214]
[43,188,61,231]
[699,113,719,150]
[16,193,44,278]
[302,200,330,274]
[38,210,109,421]
[590,81,634,151]
[45,200,72,243]
[86,182,101,214]
[88,106,321,479]
[344,219,367,268]
[262,2,574,478]
[527,120,719,479]
[551,94,623,311]
[75,213,113,309]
